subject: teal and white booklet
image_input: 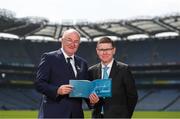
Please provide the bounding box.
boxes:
[69,79,112,98]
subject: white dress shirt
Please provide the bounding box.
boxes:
[101,59,114,79]
[61,48,77,77]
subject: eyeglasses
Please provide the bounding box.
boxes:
[63,38,80,45]
[97,48,114,52]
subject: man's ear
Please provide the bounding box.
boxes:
[96,47,98,53]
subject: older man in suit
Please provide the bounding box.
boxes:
[89,37,138,118]
[35,29,88,118]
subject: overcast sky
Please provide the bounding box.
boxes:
[1,0,180,23]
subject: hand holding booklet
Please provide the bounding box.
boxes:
[69,79,112,98]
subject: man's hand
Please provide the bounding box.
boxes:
[89,93,99,104]
[57,84,73,95]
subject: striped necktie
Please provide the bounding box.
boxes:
[101,65,109,115]
[103,66,109,79]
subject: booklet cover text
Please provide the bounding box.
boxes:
[69,79,112,98]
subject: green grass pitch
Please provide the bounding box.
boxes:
[0,110,180,118]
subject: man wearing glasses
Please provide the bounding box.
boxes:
[88,37,138,118]
[35,29,88,118]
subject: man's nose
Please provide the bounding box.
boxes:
[103,51,108,54]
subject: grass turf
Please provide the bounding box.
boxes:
[0,110,180,118]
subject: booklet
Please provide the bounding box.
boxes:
[69,79,112,98]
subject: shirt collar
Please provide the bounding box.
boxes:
[101,59,114,69]
[61,48,75,60]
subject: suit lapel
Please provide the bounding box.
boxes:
[57,49,75,78]
[96,63,102,79]
[109,60,119,80]
[57,49,66,63]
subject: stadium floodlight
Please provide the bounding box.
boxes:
[1,73,6,78]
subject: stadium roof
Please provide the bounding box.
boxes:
[0,15,180,41]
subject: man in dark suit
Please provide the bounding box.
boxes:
[89,37,138,118]
[35,29,88,118]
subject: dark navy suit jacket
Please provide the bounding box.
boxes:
[35,49,88,118]
[88,60,138,118]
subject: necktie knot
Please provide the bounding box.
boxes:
[67,57,72,63]
[103,66,109,71]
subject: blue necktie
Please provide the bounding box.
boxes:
[103,66,109,79]
[101,66,109,114]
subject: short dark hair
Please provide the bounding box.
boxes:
[97,37,115,48]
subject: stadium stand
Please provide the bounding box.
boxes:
[0,86,41,110]
[0,39,32,65]
[136,89,180,111]
[22,40,60,65]
[0,12,180,111]
[0,36,180,111]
